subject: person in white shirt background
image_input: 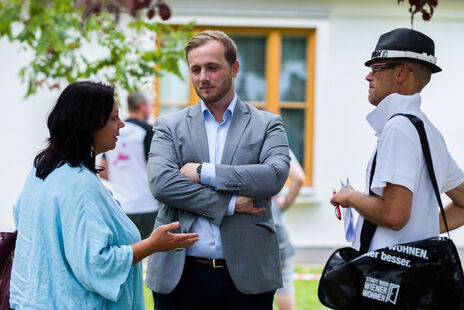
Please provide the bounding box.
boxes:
[100,91,160,239]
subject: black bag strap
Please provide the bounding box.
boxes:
[359,153,378,253]
[359,113,450,253]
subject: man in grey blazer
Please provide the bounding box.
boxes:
[146,30,290,310]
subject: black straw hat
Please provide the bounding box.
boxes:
[365,28,441,73]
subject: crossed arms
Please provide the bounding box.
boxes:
[148,113,290,225]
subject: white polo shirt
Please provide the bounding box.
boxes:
[352,93,464,251]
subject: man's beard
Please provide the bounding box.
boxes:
[196,78,233,104]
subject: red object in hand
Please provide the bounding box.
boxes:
[333,191,342,220]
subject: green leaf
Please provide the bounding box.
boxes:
[0,0,195,97]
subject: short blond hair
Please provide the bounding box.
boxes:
[185,30,237,65]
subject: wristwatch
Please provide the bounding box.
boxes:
[196,164,202,178]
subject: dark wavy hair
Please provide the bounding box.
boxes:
[34,81,115,180]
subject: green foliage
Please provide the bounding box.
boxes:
[292,266,328,309]
[0,0,194,97]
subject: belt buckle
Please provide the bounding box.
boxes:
[212,259,223,268]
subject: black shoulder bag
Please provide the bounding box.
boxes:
[318,114,464,309]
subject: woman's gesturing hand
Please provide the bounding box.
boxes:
[148,221,199,252]
[132,221,198,265]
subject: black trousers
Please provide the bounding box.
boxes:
[152,260,275,310]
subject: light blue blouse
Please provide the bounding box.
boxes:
[10,164,144,309]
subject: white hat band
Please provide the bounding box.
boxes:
[371,49,437,65]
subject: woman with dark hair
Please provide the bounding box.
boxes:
[9,81,198,309]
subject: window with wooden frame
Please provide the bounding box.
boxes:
[155,27,316,186]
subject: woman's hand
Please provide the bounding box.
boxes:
[131,221,198,265]
[148,221,199,252]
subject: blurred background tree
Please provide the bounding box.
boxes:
[0,0,194,97]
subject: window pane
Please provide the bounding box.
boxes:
[160,106,184,115]
[160,59,189,103]
[280,36,307,102]
[229,35,266,102]
[281,108,305,166]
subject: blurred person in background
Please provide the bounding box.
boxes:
[272,149,305,310]
[100,90,160,239]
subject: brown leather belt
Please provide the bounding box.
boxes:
[186,256,227,268]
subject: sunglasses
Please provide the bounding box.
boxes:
[370,62,413,75]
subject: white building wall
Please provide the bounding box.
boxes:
[1,0,464,248]
[0,39,54,231]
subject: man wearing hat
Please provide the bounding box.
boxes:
[331,28,464,252]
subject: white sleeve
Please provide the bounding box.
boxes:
[441,152,464,192]
[370,120,422,196]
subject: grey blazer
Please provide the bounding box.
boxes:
[145,99,290,294]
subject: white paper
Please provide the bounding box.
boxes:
[340,178,355,242]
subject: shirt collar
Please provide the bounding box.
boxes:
[366,92,422,137]
[200,94,237,123]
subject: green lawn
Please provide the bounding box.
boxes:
[143,266,329,310]
[288,266,329,310]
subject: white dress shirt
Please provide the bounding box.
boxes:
[186,95,238,259]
